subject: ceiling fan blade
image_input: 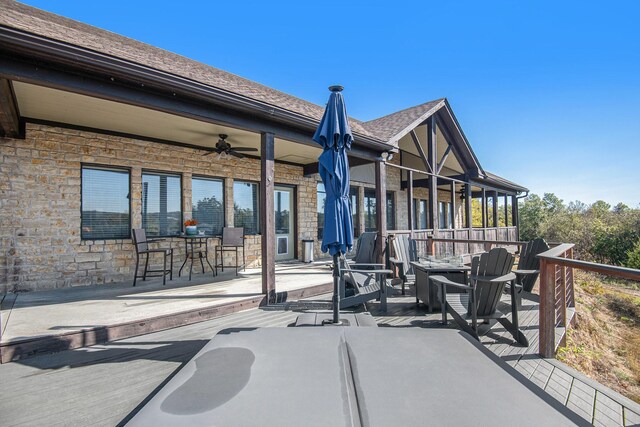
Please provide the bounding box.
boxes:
[230,147,258,152]
[228,150,245,159]
[202,148,222,156]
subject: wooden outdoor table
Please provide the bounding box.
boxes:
[411,260,471,311]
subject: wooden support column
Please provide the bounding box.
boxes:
[375,161,387,265]
[465,183,472,229]
[0,78,22,138]
[504,194,509,227]
[492,191,498,228]
[450,181,456,229]
[407,170,414,236]
[539,258,557,358]
[512,195,519,239]
[427,116,438,232]
[260,132,275,302]
[481,188,487,228]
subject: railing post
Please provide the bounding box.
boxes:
[427,236,435,256]
[560,254,567,328]
[567,248,575,308]
[539,258,557,358]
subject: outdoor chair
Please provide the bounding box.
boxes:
[132,228,173,287]
[389,234,419,295]
[430,247,528,346]
[506,238,550,307]
[340,232,390,311]
[214,227,245,276]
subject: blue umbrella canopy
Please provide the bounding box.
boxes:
[313,86,354,256]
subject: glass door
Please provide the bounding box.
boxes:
[274,186,294,261]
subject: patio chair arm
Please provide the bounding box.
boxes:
[512,269,539,276]
[349,263,386,268]
[144,238,166,244]
[429,275,472,290]
[388,257,403,266]
[470,272,517,284]
[347,268,393,275]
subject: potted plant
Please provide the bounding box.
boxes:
[184,219,198,235]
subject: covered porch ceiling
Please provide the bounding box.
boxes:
[12,81,324,165]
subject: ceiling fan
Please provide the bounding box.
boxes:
[202,134,258,159]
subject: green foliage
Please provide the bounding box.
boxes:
[627,239,640,269]
[519,194,640,266]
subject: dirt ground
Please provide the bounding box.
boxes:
[556,270,640,403]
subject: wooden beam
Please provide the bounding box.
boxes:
[303,156,371,176]
[512,195,519,238]
[410,129,432,173]
[407,170,414,235]
[504,194,509,227]
[465,183,472,229]
[0,78,21,138]
[260,132,276,302]
[481,188,487,228]
[436,144,452,175]
[450,181,456,229]
[492,191,499,228]
[375,161,387,264]
[427,116,438,231]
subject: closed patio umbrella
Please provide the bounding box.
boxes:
[313,85,354,324]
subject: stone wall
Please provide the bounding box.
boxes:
[0,123,317,292]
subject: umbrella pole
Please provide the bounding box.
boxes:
[332,253,341,324]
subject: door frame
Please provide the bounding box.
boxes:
[274,184,297,260]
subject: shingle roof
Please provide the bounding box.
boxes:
[0,1,383,139]
[362,99,445,142]
[483,171,529,192]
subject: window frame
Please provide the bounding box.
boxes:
[192,174,226,236]
[233,179,260,235]
[413,198,428,230]
[141,170,183,238]
[386,191,395,230]
[80,163,132,241]
[363,188,377,232]
[349,186,360,237]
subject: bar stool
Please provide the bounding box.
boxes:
[132,228,173,286]
[215,227,245,276]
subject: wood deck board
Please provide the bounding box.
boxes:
[624,407,640,426]
[593,391,624,427]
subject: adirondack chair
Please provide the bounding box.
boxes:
[389,234,419,295]
[340,232,390,311]
[430,248,528,346]
[514,238,550,292]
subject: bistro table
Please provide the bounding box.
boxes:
[411,259,471,312]
[178,234,218,280]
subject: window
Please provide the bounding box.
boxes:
[141,172,181,237]
[364,188,377,232]
[192,177,224,235]
[439,201,453,229]
[317,183,326,239]
[386,191,395,230]
[350,186,359,237]
[81,166,130,239]
[234,181,259,234]
[413,199,428,229]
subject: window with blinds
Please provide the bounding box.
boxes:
[234,181,259,235]
[317,182,326,240]
[192,177,224,236]
[413,199,428,230]
[386,191,395,230]
[141,172,182,237]
[81,166,130,239]
[439,201,453,229]
[350,186,359,237]
[364,188,376,231]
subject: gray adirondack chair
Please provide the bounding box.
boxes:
[515,238,550,292]
[430,248,528,346]
[341,232,390,311]
[389,234,419,295]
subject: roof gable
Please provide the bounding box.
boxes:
[362,99,444,143]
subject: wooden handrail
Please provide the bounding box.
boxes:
[538,248,640,282]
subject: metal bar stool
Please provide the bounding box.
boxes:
[132,228,173,286]
[215,227,245,276]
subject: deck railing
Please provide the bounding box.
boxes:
[537,245,640,357]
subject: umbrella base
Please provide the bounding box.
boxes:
[294,312,377,327]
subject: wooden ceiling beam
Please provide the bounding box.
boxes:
[0,78,22,138]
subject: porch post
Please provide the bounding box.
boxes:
[464,183,472,229]
[481,188,487,228]
[427,116,438,232]
[407,170,414,236]
[504,194,509,227]
[492,190,498,228]
[375,161,387,265]
[512,195,519,240]
[450,180,456,229]
[260,132,276,302]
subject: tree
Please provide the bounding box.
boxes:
[626,239,640,269]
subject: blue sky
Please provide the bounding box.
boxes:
[22,1,640,207]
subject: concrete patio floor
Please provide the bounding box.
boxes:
[0,261,335,362]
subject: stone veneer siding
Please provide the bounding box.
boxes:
[1,123,465,293]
